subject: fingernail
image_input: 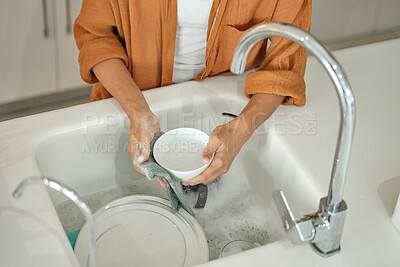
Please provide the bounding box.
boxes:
[136,155,145,163]
[202,157,209,164]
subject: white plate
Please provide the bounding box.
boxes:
[75,195,208,267]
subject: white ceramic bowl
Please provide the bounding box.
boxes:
[153,128,211,181]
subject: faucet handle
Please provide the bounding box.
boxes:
[273,190,315,245]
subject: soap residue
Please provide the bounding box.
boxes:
[184,167,284,260]
[53,166,284,260]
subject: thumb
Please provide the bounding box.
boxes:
[202,136,220,164]
[135,134,153,164]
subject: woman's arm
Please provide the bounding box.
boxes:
[74,2,165,184]
[186,0,311,186]
[186,93,284,186]
[244,0,312,106]
[92,58,151,119]
[92,59,166,187]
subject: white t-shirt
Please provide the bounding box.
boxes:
[172,0,214,83]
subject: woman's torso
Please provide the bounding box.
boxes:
[85,0,282,101]
[172,0,214,83]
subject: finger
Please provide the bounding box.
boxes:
[133,163,145,176]
[128,134,139,158]
[136,133,153,164]
[135,142,149,163]
[186,156,227,186]
[202,135,221,164]
[157,178,167,188]
[128,134,150,174]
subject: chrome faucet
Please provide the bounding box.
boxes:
[13,177,97,267]
[230,23,356,257]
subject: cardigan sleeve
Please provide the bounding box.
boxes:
[244,0,312,106]
[73,0,129,84]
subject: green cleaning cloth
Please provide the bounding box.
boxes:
[136,133,195,217]
[67,229,81,249]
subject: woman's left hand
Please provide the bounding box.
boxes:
[185,117,251,186]
[185,93,285,186]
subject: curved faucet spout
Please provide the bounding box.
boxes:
[231,22,356,256]
[231,22,356,213]
[13,177,96,267]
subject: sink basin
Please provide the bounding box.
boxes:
[33,82,321,260]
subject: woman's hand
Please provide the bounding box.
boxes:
[92,59,168,188]
[127,111,167,188]
[91,58,284,188]
[185,93,285,186]
[185,117,252,186]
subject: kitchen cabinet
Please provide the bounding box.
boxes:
[0,0,84,105]
[55,0,83,91]
[375,0,400,31]
[0,0,57,104]
[311,0,400,43]
[311,0,379,41]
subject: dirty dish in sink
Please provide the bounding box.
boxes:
[75,195,208,267]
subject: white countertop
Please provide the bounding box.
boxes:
[1,38,400,266]
[200,38,400,267]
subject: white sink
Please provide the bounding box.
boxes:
[34,82,320,261]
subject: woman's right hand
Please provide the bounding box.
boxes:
[127,111,167,188]
[91,58,166,188]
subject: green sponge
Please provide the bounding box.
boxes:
[66,229,81,249]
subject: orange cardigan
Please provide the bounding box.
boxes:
[74,0,311,106]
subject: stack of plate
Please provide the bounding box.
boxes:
[75,195,208,267]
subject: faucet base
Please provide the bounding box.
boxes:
[311,243,341,257]
[310,197,347,257]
